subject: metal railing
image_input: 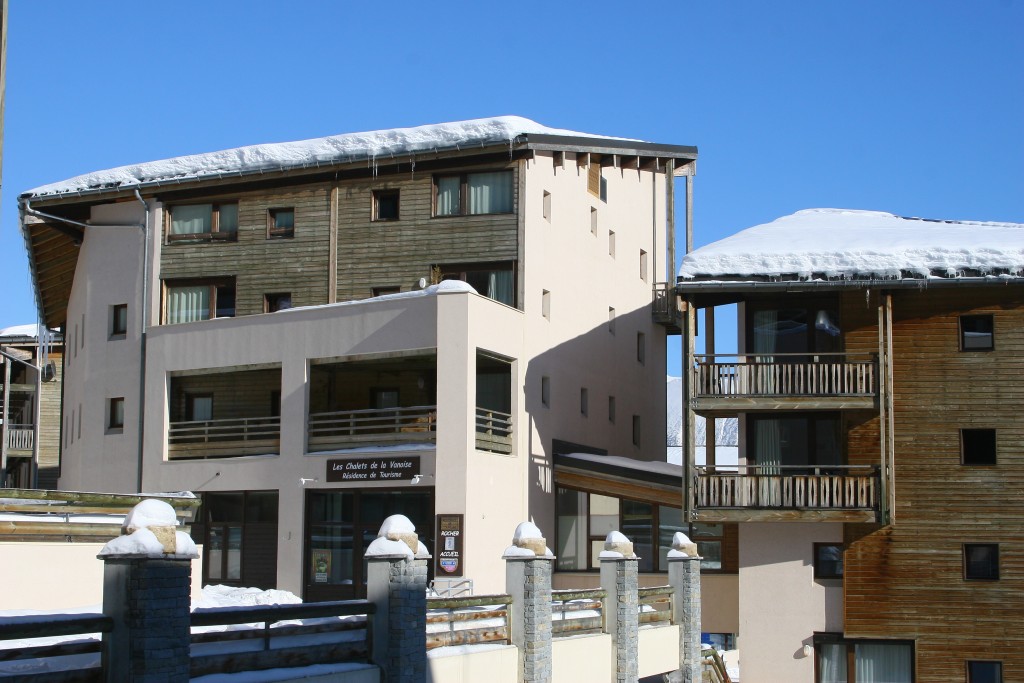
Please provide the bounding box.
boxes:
[692,353,877,398]
[0,612,112,680]
[693,465,879,510]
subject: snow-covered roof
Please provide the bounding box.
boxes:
[23,116,637,200]
[679,209,1024,285]
[0,324,40,339]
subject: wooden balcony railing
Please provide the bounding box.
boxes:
[308,405,437,451]
[5,426,34,451]
[652,283,682,331]
[475,408,513,454]
[693,465,879,518]
[168,416,280,459]
[693,353,877,398]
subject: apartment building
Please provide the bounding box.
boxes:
[19,116,696,598]
[677,209,1023,683]
[0,325,62,488]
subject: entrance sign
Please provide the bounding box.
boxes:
[435,514,464,576]
[326,456,420,482]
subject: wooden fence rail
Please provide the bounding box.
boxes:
[692,354,877,398]
[552,588,606,638]
[637,585,674,625]
[426,594,512,650]
[694,466,879,510]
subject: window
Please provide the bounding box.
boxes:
[632,415,641,447]
[264,293,292,313]
[434,171,513,216]
[373,190,400,221]
[110,304,128,338]
[541,376,551,408]
[186,394,214,422]
[815,637,913,683]
[608,307,616,333]
[608,230,616,257]
[960,314,993,351]
[108,397,125,431]
[371,388,400,410]
[542,190,551,222]
[587,155,601,196]
[164,280,235,324]
[372,286,401,297]
[580,388,588,417]
[197,491,279,589]
[542,290,551,319]
[637,332,646,364]
[268,208,295,238]
[814,543,844,579]
[168,203,238,242]
[437,262,515,306]
[968,661,1003,683]
[608,396,615,423]
[962,428,996,465]
[590,207,598,235]
[964,543,999,580]
[640,249,648,282]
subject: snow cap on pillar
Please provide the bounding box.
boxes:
[599,530,637,559]
[98,499,198,559]
[364,514,431,559]
[503,521,554,558]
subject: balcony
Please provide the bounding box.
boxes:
[5,426,35,455]
[308,405,437,451]
[652,283,682,333]
[168,416,281,460]
[692,465,880,523]
[691,353,878,414]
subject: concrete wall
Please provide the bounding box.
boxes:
[738,522,843,683]
[639,625,681,678]
[0,541,203,610]
[59,203,148,493]
[428,645,518,683]
[551,633,613,682]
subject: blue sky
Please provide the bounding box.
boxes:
[1,2,1021,376]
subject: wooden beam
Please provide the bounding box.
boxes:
[694,509,879,523]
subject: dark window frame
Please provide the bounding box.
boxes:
[372,189,400,221]
[961,428,997,466]
[185,393,214,422]
[967,660,1003,683]
[267,207,295,239]
[167,202,239,243]
[110,303,128,338]
[435,260,517,307]
[107,397,125,431]
[813,634,915,683]
[372,286,401,297]
[264,292,293,313]
[960,314,994,351]
[432,170,514,217]
[964,543,1000,581]
[813,542,844,579]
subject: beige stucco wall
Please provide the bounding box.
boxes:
[428,644,518,683]
[552,633,613,681]
[59,202,148,493]
[738,522,844,683]
[551,571,739,635]
[639,624,681,678]
[0,541,203,610]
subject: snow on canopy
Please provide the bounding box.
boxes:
[0,324,40,338]
[25,116,632,199]
[678,209,1024,282]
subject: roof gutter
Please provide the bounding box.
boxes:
[676,276,1024,295]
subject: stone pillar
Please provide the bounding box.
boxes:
[600,556,639,682]
[668,534,702,683]
[504,522,555,683]
[365,514,430,683]
[101,558,192,682]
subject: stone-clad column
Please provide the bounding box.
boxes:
[668,532,702,683]
[600,531,639,683]
[504,522,555,683]
[365,514,431,683]
[98,499,199,683]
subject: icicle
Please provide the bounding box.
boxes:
[508,136,514,159]
[409,154,416,180]
[865,288,871,307]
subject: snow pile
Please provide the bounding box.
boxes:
[503,521,554,558]
[192,585,302,610]
[679,208,1024,281]
[98,499,198,559]
[364,514,429,559]
[667,532,698,559]
[25,116,635,199]
[599,530,636,559]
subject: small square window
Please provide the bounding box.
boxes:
[542,191,551,222]
[541,376,551,408]
[964,543,999,580]
[814,543,844,579]
[608,230,616,257]
[580,388,589,417]
[373,190,400,221]
[372,286,401,297]
[961,314,993,351]
[108,397,125,431]
[632,415,641,447]
[110,304,128,338]
[608,396,615,423]
[542,290,551,319]
[590,207,598,236]
[967,661,1003,683]
[637,332,646,365]
[608,307,616,334]
[640,249,648,282]
[268,208,295,238]
[265,293,292,313]
[962,429,996,465]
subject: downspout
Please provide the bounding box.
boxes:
[133,190,150,494]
